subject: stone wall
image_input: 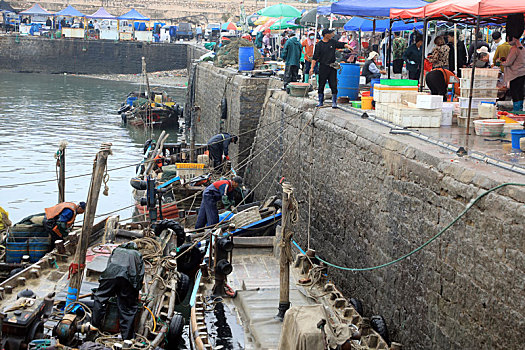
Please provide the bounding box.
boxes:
[0,36,188,74]
[192,62,270,176]
[194,64,525,349]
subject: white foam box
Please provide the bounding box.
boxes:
[459,77,498,89]
[416,95,443,109]
[458,97,497,109]
[459,88,498,98]
[390,103,442,127]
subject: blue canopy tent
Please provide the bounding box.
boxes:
[55,5,85,17]
[344,17,424,32]
[19,3,53,16]
[118,9,149,21]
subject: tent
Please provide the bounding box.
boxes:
[88,7,116,19]
[0,0,15,13]
[118,9,149,21]
[344,17,424,31]
[55,5,85,17]
[19,3,52,15]
[331,0,428,17]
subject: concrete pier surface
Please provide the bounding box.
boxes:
[190,60,525,349]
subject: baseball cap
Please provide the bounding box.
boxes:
[322,28,334,36]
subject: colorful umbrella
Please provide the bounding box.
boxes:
[269,17,301,30]
[221,22,238,31]
[254,16,271,25]
[247,14,260,26]
[260,17,279,30]
[257,3,301,18]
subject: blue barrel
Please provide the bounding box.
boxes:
[337,63,360,100]
[29,237,51,263]
[370,78,381,97]
[510,129,525,149]
[6,239,28,263]
[238,47,255,71]
[126,96,138,106]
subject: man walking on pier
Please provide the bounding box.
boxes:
[309,28,352,108]
[195,177,243,229]
[281,32,302,90]
[207,133,238,170]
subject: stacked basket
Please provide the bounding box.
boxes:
[457,68,499,128]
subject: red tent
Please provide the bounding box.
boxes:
[391,0,525,20]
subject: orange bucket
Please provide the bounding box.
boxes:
[361,96,373,110]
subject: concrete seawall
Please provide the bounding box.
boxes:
[0,36,206,74]
[193,62,525,349]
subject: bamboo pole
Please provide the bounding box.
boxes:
[67,143,112,307]
[276,182,292,321]
[57,142,67,203]
[466,16,481,136]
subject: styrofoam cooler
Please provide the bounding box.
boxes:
[441,103,454,126]
[416,95,443,109]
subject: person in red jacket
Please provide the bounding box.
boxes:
[195,177,242,229]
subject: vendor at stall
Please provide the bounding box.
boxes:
[425,68,460,101]
[361,51,386,84]
[473,47,491,68]
[501,36,525,111]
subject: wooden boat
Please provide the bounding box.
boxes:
[119,90,182,129]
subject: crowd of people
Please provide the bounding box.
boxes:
[244,26,525,109]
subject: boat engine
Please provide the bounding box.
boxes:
[53,313,79,346]
[0,297,46,350]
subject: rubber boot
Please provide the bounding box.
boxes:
[304,74,310,83]
[518,100,524,111]
[513,101,521,112]
[332,94,338,109]
[317,93,324,107]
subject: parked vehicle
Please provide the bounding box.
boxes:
[176,22,193,40]
[204,23,220,41]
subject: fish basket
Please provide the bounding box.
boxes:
[288,82,310,97]
[231,207,262,229]
[473,119,505,136]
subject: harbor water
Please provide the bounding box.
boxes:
[0,72,186,223]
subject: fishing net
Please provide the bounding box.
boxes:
[214,38,263,68]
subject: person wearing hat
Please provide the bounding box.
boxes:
[309,28,353,108]
[195,177,243,229]
[468,31,490,64]
[501,36,525,111]
[362,51,387,84]
[207,133,238,170]
[43,201,86,241]
[473,46,490,68]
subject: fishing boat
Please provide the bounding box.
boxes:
[118,90,183,129]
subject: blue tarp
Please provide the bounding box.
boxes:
[88,7,115,19]
[344,17,425,32]
[331,0,428,17]
[55,5,85,17]
[317,6,331,15]
[118,9,149,21]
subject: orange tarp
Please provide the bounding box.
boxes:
[391,0,525,19]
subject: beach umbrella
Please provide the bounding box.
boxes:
[247,14,260,26]
[257,4,301,18]
[221,22,238,31]
[260,17,279,30]
[254,16,271,25]
[269,17,301,30]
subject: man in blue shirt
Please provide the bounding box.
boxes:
[43,201,86,241]
[195,177,242,229]
[207,133,238,170]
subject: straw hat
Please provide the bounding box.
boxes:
[367,51,379,60]
[476,46,489,54]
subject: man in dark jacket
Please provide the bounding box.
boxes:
[281,32,302,89]
[195,177,243,229]
[207,133,238,170]
[92,242,145,340]
[403,33,423,80]
[447,32,468,76]
[309,28,352,108]
[467,31,490,64]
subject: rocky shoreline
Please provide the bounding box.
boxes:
[75,69,188,88]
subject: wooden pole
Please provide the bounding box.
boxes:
[67,143,112,307]
[276,182,293,321]
[57,142,67,203]
[466,16,481,137]
[419,19,428,92]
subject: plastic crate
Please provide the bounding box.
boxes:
[458,97,497,109]
[416,95,443,109]
[460,68,500,78]
[457,116,480,128]
[460,107,479,118]
[390,104,442,127]
[459,77,498,89]
[380,79,419,86]
[459,88,498,98]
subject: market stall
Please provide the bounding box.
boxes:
[118,9,150,42]
[88,7,117,40]
[55,5,86,38]
[18,3,53,35]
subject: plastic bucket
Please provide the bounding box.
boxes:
[337,63,360,100]
[370,78,381,97]
[510,129,525,149]
[362,96,373,110]
[29,237,51,263]
[238,47,255,71]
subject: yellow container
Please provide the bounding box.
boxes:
[176,163,205,169]
[361,96,373,110]
[154,94,162,103]
[164,101,175,107]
